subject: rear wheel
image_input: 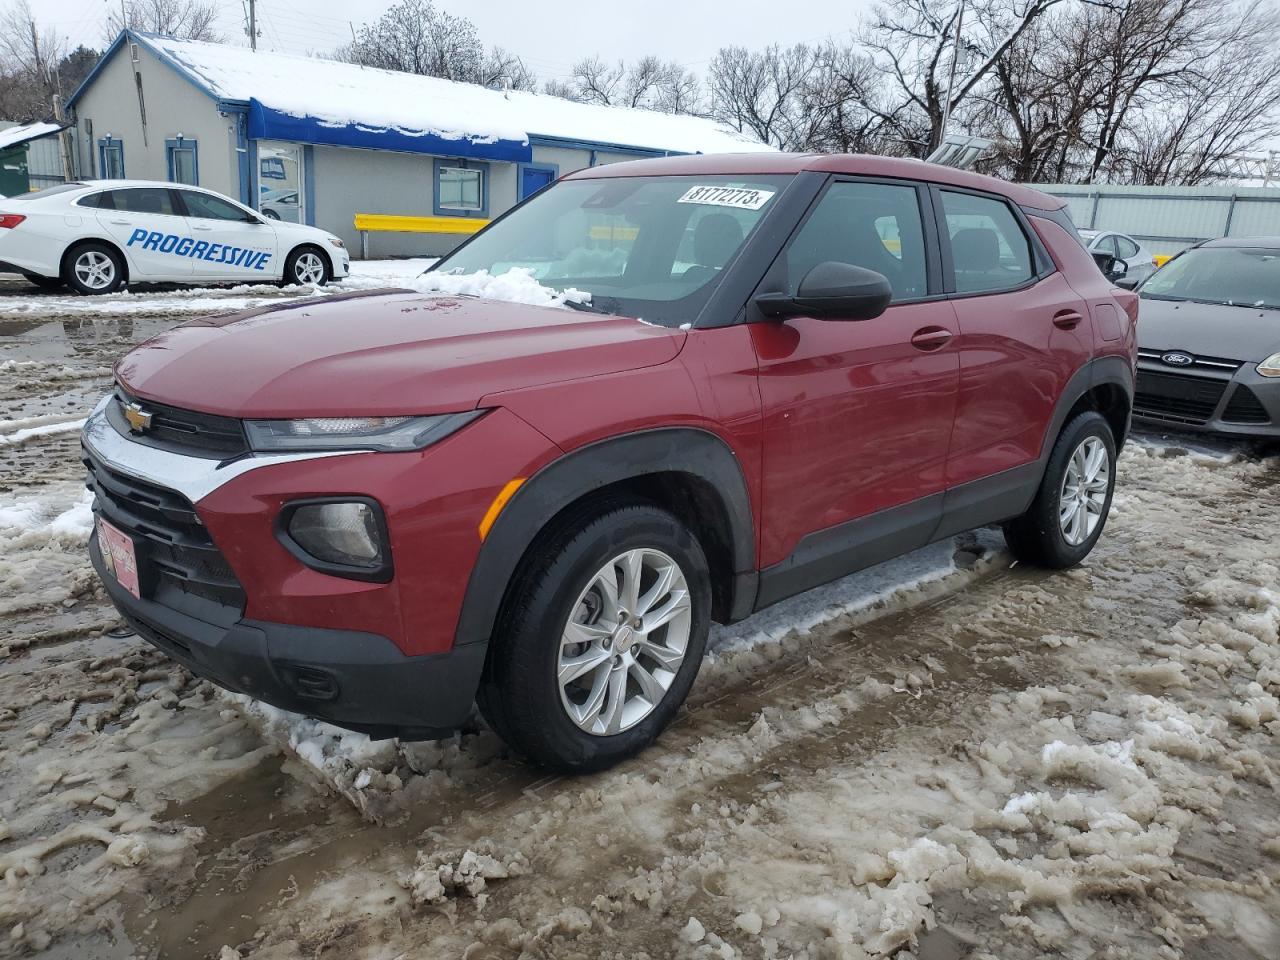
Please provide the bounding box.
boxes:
[1003,411,1116,568]
[283,246,328,287]
[478,503,711,772]
[62,243,125,295]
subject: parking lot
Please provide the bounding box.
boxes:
[0,274,1277,959]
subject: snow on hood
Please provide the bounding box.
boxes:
[409,267,592,310]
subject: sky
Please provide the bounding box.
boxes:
[37,0,874,83]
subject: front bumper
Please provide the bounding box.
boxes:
[92,536,484,738]
[1133,360,1280,437]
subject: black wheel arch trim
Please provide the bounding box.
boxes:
[453,426,758,648]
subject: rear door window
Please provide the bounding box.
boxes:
[111,188,181,216]
[784,181,929,302]
[940,190,1034,294]
[1115,236,1141,259]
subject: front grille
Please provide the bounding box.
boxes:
[1221,385,1271,424]
[1134,370,1228,424]
[1136,349,1242,373]
[112,386,249,459]
[83,446,246,619]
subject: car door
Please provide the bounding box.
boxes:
[937,187,1092,492]
[175,188,279,281]
[750,179,960,589]
[91,187,193,280]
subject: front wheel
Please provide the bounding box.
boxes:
[478,503,711,772]
[283,246,328,287]
[1003,411,1116,568]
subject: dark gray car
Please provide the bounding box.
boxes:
[1133,237,1280,436]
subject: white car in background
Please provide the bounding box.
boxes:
[1080,229,1157,284]
[0,180,348,294]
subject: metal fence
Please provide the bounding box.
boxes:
[1027,184,1280,257]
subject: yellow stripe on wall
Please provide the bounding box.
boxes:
[353,213,490,235]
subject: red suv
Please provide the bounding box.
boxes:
[84,154,1137,771]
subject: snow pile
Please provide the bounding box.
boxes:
[406,267,593,310]
[225,693,503,823]
[402,841,529,906]
[0,483,97,618]
[0,415,87,445]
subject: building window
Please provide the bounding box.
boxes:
[166,138,198,185]
[98,137,124,179]
[435,160,486,216]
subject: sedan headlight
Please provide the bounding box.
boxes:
[1259,353,1280,377]
[280,498,392,580]
[245,411,483,452]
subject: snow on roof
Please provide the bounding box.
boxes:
[140,34,773,157]
[0,121,63,151]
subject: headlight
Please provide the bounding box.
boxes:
[1259,353,1280,377]
[245,411,483,452]
[328,237,345,249]
[281,499,391,580]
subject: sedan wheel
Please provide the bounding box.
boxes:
[74,251,117,292]
[293,251,326,285]
[557,548,692,736]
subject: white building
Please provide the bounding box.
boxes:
[66,31,772,256]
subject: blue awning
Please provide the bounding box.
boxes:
[247,98,532,163]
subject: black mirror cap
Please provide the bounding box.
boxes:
[755,262,893,321]
[1115,276,1141,290]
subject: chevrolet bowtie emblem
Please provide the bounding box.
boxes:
[123,401,154,433]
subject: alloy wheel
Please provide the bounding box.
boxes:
[1059,436,1110,546]
[294,252,325,285]
[74,251,116,290]
[557,548,692,736]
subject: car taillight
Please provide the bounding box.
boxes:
[0,214,25,229]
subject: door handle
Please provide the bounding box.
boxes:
[192,225,213,232]
[108,219,129,225]
[910,326,953,351]
[1053,309,1084,330]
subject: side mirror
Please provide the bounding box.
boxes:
[755,262,892,321]
[1115,276,1141,290]
[1092,250,1129,282]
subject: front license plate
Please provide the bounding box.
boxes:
[96,516,140,599]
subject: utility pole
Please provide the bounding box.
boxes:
[248,0,257,51]
[52,93,76,182]
[938,0,966,149]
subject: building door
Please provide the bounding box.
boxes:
[519,165,556,201]
[257,142,304,223]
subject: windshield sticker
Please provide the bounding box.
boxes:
[676,185,775,211]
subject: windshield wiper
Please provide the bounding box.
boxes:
[563,296,609,314]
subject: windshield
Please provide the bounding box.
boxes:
[431,174,792,326]
[1141,246,1280,309]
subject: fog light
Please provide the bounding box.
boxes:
[285,500,388,575]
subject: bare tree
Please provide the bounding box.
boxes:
[550,55,700,113]
[707,44,821,149]
[338,0,536,91]
[0,0,67,119]
[106,0,220,42]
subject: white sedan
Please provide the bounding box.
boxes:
[1079,229,1157,285]
[0,179,349,295]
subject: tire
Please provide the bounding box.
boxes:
[62,242,125,295]
[1003,411,1116,569]
[262,209,281,220]
[283,245,328,287]
[478,503,712,772]
[22,273,63,291]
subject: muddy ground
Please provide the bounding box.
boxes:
[2,276,1279,960]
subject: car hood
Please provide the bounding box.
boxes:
[1137,297,1280,361]
[116,289,687,418]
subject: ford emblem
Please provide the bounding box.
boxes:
[1161,352,1194,366]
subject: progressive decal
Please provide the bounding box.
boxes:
[125,228,272,270]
